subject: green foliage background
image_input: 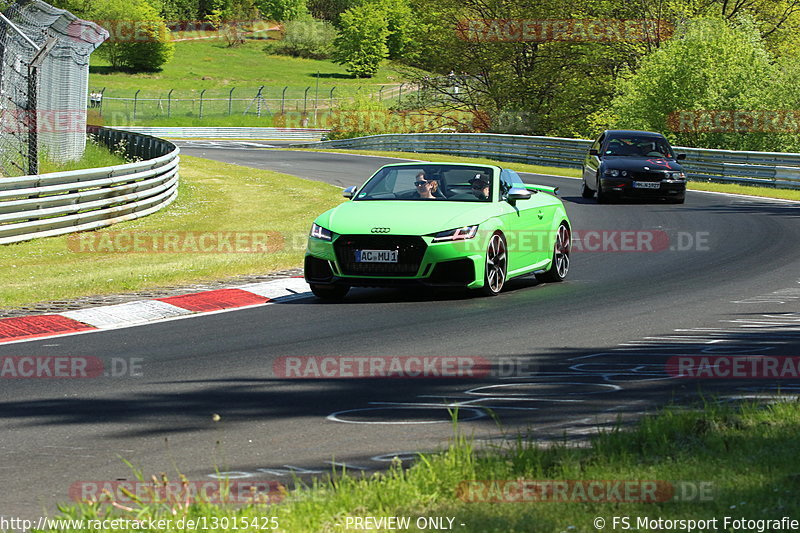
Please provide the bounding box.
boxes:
[37,0,800,149]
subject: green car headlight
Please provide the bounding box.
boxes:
[310,223,332,241]
[431,225,479,243]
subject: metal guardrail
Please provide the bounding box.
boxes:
[0,126,179,244]
[296,133,800,190]
[113,126,329,141]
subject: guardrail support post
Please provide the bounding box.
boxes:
[133,89,141,121]
[99,87,106,117]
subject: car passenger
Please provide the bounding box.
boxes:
[413,172,441,199]
[469,174,491,200]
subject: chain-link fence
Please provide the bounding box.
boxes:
[91,84,415,127]
[0,0,106,176]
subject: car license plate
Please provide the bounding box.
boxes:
[355,249,398,263]
[633,181,661,189]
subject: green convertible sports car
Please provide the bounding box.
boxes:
[304,162,572,299]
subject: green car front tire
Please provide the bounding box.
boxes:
[536,223,571,283]
[480,232,508,296]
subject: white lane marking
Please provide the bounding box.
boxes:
[325,461,369,470]
[464,382,621,396]
[62,300,191,329]
[687,189,800,203]
[327,405,487,425]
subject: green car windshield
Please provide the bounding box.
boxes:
[355,165,494,202]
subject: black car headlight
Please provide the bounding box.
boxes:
[604,169,627,177]
[666,171,687,180]
[431,225,479,242]
[310,223,332,241]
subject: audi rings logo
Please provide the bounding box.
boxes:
[371,227,391,233]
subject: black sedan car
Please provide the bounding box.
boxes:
[581,130,687,204]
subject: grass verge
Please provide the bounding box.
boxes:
[90,39,403,93]
[289,148,800,201]
[39,399,800,532]
[0,155,343,309]
[38,138,128,174]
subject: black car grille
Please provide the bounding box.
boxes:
[304,255,334,282]
[334,235,426,276]
[429,258,475,285]
[630,170,667,182]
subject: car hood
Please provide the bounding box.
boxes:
[318,200,499,235]
[600,156,684,172]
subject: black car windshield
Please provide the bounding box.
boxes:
[355,165,494,202]
[604,136,674,158]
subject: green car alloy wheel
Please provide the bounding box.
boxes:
[304,162,572,300]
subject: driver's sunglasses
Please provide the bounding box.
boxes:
[414,180,430,186]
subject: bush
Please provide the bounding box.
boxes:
[93,0,174,72]
[332,3,388,78]
[205,0,261,47]
[256,0,307,21]
[271,17,336,59]
[605,17,799,151]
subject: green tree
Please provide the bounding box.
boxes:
[93,0,175,72]
[606,17,782,150]
[358,0,415,59]
[256,0,307,20]
[306,0,356,22]
[333,4,389,77]
[205,0,261,46]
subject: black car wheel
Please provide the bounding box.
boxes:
[596,179,609,204]
[536,223,571,283]
[310,284,350,300]
[581,182,595,199]
[481,232,507,296]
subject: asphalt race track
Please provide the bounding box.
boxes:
[2,142,799,518]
